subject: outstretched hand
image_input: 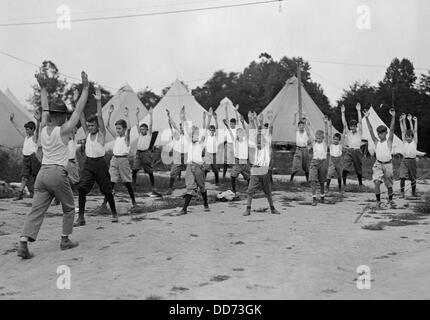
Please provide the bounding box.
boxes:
[407,114,413,121]
[34,109,41,122]
[389,108,396,116]
[35,72,48,88]
[234,104,239,111]
[363,109,370,118]
[108,105,114,114]
[341,105,345,113]
[73,88,79,102]
[356,103,361,111]
[81,71,89,88]
[93,86,101,101]
[413,116,418,122]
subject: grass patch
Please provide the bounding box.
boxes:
[414,194,430,216]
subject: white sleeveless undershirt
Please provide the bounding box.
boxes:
[403,141,418,158]
[296,131,308,147]
[313,142,327,160]
[375,140,392,162]
[346,131,362,149]
[113,136,130,156]
[86,133,105,158]
[41,126,68,167]
[330,144,342,157]
[22,136,38,156]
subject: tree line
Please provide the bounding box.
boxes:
[28,55,430,152]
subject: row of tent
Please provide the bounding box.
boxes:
[1,77,403,154]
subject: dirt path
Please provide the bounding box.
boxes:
[0,177,429,299]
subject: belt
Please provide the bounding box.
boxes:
[41,164,65,168]
[377,159,392,164]
[296,146,307,149]
[346,147,361,150]
[137,149,150,152]
[114,155,128,158]
[404,157,416,160]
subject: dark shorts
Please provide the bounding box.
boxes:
[78,156,112,194]
[204,152,219,172]
[21,153,41,179]
[247,173,272,196]
[343,148,362,175]
[399,158,417,181]
[309,158,328,183]
[185,163,206,196]
[231,159,250,180]
[133,150,153,174]
[291,147,309,173]
[327,156,343,179]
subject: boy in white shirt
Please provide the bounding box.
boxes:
[223,116,250,194]
[222,104,240,179]
[203,109,221,185]
[326,120,343,192]
[170,107,209,215]
[243,112,280,216]
[75,87,118,226]
[290,113,310,182]
[132,106,156,193]
[364,108,396,209]
[399,114,425,198]
[99,105,137,208]
[167,111,188,194]
[309,116,329,206]
[341,103,364,186]
[11,117,41,200]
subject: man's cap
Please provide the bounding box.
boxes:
[49,100,71,114]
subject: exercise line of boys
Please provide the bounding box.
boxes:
[289,103,423,206]
[14,71,423,259]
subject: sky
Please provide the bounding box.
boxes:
[1,0,429,108]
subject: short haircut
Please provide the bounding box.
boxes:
[297,120,305,125]
[333,133,342,140]
[24,121,36,130]
[139,123,148,129]
[264,123,269,128]
[349,120,358,127]
[315,129,324,137]
[230,118,237,123]
[115,119,127,129]
[405,129,414,137]
[209,125,215,130]
[87,115,98,124]
[376,125,387,134]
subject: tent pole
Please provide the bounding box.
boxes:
[297,63,303,119]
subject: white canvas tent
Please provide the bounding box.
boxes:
[5,88,35,120]
[213,97,246,128]
[362,106,403,155]
[101,84,148,152]
[0,90,33,148]
[140,79,207,145]
[260,76,339,144]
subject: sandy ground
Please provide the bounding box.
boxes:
[0,174,429,300]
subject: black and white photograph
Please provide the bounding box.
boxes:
[0,0,430,302]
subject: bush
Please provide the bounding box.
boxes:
[0,148,23,182]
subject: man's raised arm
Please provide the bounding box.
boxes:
[61,71,89,135]
[364,110,378,145]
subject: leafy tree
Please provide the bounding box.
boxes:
[137,88,160,109]
[417,71,430,96]
[27,60,68,111]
